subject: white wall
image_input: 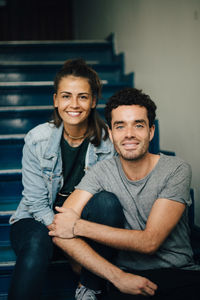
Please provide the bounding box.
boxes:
[73,0,200,225]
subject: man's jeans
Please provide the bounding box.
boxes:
[8,192,125,300]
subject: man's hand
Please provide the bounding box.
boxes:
[49,207,80,239]
[47,223,54,231]
[114,270,157,296]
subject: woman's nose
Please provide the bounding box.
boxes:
[70,96,79,107]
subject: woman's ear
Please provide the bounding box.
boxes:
[91,96,96,108]
[53,93,58,108]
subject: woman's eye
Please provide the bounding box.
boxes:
[63,95,70,99]
[80,95,88,100]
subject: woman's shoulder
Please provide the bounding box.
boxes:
[25,122,61,145]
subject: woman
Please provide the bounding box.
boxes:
[8,59,121,300]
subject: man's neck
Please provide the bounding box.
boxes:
[120,153,160,181]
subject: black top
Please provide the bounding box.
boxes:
[59,135,89,195]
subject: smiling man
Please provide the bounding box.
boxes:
[50,88,200,300]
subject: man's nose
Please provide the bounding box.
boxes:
[125,127,135,138]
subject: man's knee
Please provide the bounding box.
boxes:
[82,191,125,227]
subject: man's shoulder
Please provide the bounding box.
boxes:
[90,156,118,171]
[160,153,191,174]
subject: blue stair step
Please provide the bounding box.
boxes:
[0,215,15,263]
[0,136,24,170]
[0,263,15,300]
[0,106,108,135]
[0,172,22,212]
[0,212,16,263]
[0,261,78,300]
[0,82,53,107]
[0,215,11,245]
[0,61,133,84]
[0,82,132,107]
[0,40,114,63]
[0,107,53,134]
[0,217,15,263]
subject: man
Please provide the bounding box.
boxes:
[49,88,200,299]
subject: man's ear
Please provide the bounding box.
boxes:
[149,124,155,142]
[53,93,58,107]
[108,127,113,143]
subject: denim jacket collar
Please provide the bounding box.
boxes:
[44,122,112,159]
[43,123,63,159]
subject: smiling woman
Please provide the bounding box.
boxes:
[8,59,115,300]
[53,75,96,146]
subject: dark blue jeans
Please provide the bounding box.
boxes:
[8,192,125,300]
[102,268,200,300]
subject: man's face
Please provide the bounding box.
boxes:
[109,105,155,162]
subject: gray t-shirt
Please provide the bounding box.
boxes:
[77,153,199,271]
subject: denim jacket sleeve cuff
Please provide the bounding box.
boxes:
[37,210,55,226]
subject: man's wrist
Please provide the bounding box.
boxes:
[72,218,80,237]
[107,265,125,287]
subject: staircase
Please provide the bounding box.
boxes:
[0,34,169,299]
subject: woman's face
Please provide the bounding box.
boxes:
[53,75,96,128]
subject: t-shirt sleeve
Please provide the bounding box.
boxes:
[75,162,104,195]
[158,162,192,206]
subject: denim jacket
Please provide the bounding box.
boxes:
[10,122,115,226]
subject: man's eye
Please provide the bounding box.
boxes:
[136,124,144,128]
[116,126,124,129]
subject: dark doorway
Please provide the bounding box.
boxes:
[0,0,73,41]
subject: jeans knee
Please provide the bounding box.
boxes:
[20,230,53,266]
[82,191,125,227]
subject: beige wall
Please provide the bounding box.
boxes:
[73,0,200,225]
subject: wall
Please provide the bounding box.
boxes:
[73,0,200,225]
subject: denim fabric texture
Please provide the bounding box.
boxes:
[10,122,115,226]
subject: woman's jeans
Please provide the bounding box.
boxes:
[8,192,125,300]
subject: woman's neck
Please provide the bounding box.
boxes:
[63,125,88,147]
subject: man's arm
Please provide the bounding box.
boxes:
[53,226,157,296]
[50,196,186,254]
[50,189,157,296]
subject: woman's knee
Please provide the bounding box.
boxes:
[11,218,53,259]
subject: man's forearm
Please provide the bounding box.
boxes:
[53,236,157,296]
[73,198,186,255]
[74,219,156,254]
[53,236,122,284]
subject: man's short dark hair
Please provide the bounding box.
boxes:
[105,88,157,128]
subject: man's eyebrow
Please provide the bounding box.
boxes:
[113,121,125,126]
[60,91,90,95]
[135,119,147,124]
[78,92,90,95]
